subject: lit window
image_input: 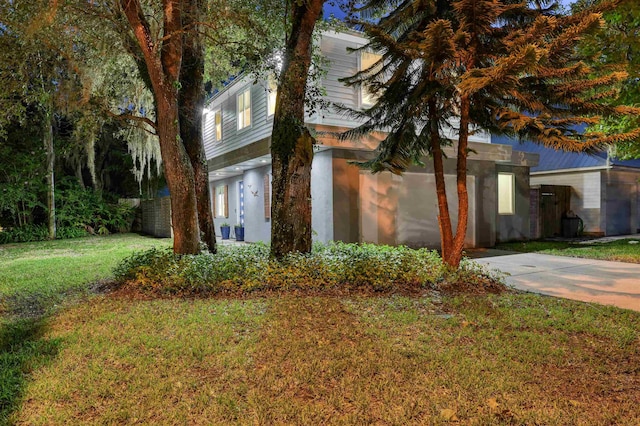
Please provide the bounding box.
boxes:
[267,76,277,116]
[214,109,222,141]
[215,185,228,218]
[360,51,382,107]
[498,173,515,215]
[237,88,251,129]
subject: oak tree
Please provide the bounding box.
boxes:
[270,0,326,259]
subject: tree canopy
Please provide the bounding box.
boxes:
[573,0,640,158]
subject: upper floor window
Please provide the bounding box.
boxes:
[267,76,277,117]
[498,173,515,215]
[360,51,383,107]
[213,109,222,141]
[237,88,251,130]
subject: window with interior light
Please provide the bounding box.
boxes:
[267,76,277,116]
[237,88,251,130]
[213,109,222,141]
[214,185,228,218]
[498,173,515,215]
[360,51,383,107]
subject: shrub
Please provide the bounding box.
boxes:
[111,242,493,296]
[0,224,49,244]
[439,258,507,294]
[0,225,90,244]
[56,180,136,235]
[56,226,89,240]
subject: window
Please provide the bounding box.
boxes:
[360,51,382,107]
[238,181,245,226]
[237,88,251,129]
[267,76,277,117]
[214,109,222,141]
[214,185,228,218]
[264,173,271,219]
[498,173,515,215]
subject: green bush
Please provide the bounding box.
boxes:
[55,226,89,240]
[0,224,49,244]
[0,225,89,244]
[56,180,135,235]
[112,242,499,296]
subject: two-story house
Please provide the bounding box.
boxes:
[203,30,535,248]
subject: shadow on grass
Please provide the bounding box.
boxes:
[0,294,66,425]
[0,316,62,424]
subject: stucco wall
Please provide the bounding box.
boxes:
[311,150,334,243]
[329,147,529,248]
[210,176,243,237]
[602,169,640,235]
[241,166,272,243]
[358,171,477,249]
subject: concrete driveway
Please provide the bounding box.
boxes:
[473,252,640,312]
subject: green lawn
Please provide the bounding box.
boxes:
[0,234,171,316]
[496,238,640,263]
[1,235,639,425]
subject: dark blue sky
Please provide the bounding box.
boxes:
[323,0,575,20]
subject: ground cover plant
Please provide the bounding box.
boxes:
[2,235,639,424]
[112,242,502,296]
[496,239,640,264]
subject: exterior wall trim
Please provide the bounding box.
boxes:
[532,165,609,175]
[207,137,270,171]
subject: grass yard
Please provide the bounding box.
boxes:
[496,238,640,263]
[0,234,171,316]
[1,235,639,425]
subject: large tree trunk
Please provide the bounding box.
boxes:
[429,96,469,268]
[157,94,201,254]
[44,106,56,240]
[448,95,471,267]
[431,96,470,268]
[121,0,200,254]
[430,110,453,264]
[270,0,324,259]
[179,0,217,253]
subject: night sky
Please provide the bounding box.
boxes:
[323,0,577,20]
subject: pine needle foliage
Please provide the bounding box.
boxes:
[339,0,639,268]
[573,0,640,158]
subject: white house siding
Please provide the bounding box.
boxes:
[208,155,337,244]
[318,32,363,128]
[316,32,491,144]
[203,79,273,161]
[530,171,602,234]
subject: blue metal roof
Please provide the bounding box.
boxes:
[492,134,640,172]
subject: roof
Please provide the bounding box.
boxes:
[492,134,640,172]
